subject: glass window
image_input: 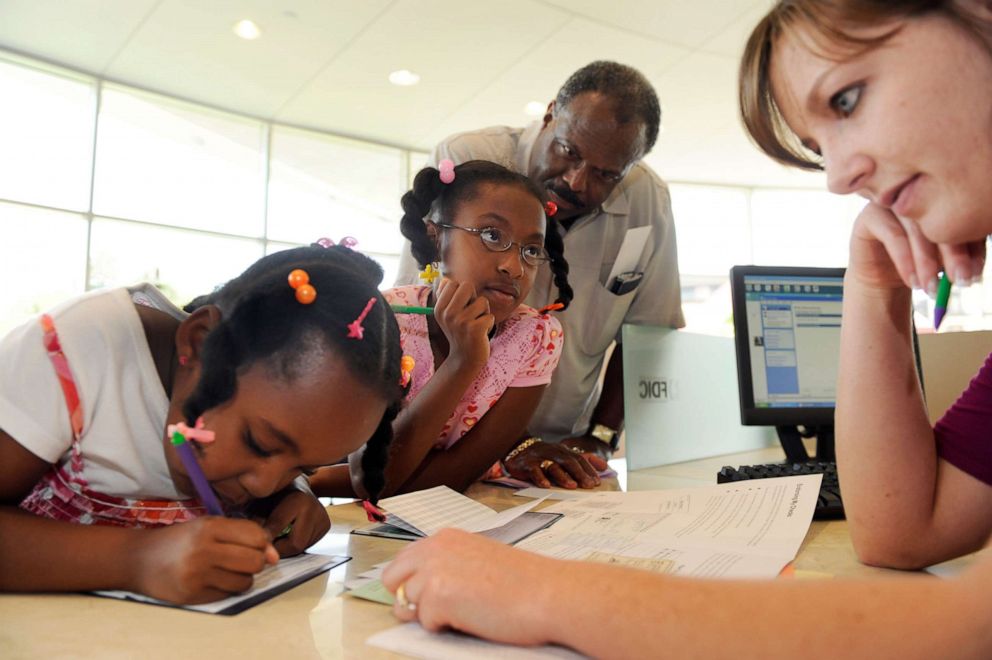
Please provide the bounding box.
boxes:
[669,184,751,335]
[408,151,430,185]
[0,57,95,211]
[0,202,88,336]
[670,183,751,276]
[93,85,266,236]
[267,127,405,254]
[374,252,400,290]
[88,219,263,308]
[750,189,865,268]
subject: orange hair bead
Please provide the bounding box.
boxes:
[288,268,309,289]
[295,284,317,305]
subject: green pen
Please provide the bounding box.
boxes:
[275,523,293,540]
[390,304,434,315]
[934,273,951,330]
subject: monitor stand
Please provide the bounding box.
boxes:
[776,425,835,463]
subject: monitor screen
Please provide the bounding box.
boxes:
[730,265,845,427]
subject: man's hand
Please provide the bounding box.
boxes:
[560,434,613,462]
[504,441,607,489]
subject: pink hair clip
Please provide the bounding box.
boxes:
[167,417,216,444]
[438,158,455,184]
[362,499,387,523]
[347,297,378,339]
[316,236,359,249]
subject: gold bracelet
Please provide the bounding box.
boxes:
[504,437,541,462]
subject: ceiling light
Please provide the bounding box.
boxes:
[388,69,420,86]
[524,101,546,116]
[233,19,262,40]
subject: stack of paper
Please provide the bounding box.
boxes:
[375,485,547,536]
[514,473,822,579]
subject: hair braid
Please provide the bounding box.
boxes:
[542,216,573,310]
[400,167,447,268]
[359,400,401,503]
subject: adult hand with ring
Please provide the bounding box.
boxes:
[395,582,417,612]
[504,441,604,489]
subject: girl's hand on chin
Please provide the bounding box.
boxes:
[848,203,985,294]
[433,277,494,371]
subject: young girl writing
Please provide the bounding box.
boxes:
[312,160,581,497]
[0,245,404,604]
[378,2,992,656]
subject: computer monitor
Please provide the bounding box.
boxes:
[730,265,845,462]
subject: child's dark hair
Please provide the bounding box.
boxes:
[400,160,573,310]
[182,245,403,503]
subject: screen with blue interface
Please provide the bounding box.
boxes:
[742,274,843,408]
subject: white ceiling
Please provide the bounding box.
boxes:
[0,0,825,188]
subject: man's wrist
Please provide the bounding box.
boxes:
[587,423,620,452]
[504,437,542,462]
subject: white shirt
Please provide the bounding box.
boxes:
[0,285,188,498]
[396,123,685,440]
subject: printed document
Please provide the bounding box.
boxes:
[515,474,821,578]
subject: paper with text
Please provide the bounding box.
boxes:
[368,623,586,659]
[517,474,821,579]
[378,485,547,536]
[95,552,345,615]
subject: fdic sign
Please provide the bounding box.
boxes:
[638,376,676,402]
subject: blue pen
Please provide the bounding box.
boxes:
[169,428,225,516]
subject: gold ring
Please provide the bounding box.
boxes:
[539,460,555,470]
[395,583,417,612]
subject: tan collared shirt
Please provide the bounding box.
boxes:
[396,122,684,440]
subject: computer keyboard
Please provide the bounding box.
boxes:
[717,461,844,520]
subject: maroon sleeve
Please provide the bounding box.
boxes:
[934,351,992,485]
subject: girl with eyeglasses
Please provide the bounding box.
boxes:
[311,160,580,497]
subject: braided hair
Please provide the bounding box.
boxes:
[399,159,573,310]
[181,245,403,503]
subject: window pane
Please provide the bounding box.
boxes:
[268,127,405,254]
[0,202,88,335]
[670,183,751,276]
[267,242,400,292]
[408,151,430,186]
[88,219,263,308]
[0,57,95,211]
[93,86,265,235]
[374,253,400,290]
[750,190,865,268]
[669,184,750,335]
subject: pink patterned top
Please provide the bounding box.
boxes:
[385,285,563,450]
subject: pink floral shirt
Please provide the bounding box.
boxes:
[385,285,563,449]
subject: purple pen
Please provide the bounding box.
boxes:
[169,428,225,516]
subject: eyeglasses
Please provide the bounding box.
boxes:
[433,222,550,267]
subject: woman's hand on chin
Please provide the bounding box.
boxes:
[847,203,985,294]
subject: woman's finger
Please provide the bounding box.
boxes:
[896,215,942,293]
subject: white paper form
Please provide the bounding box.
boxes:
[605,226,652,283]
[378,485,547,536]
[517,474,821,579]
[368,623,586,660]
